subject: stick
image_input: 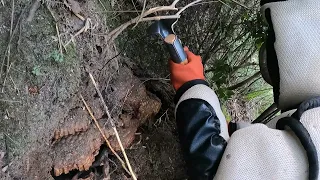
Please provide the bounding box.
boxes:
[106,0,208,42]
[79,94,131,175]
[179,0,218,7]
[131,0,140,15]
[230,0,249,9]
[98,0,108,13]
[1,63,12,93]
[97,10,143,13]
[176,0,202,15]
[107,14,180,42]
[106,5,178,39]
[88,73,137,180]
[1,0,15,92]
[132,0,146,28]
[7,0,14,73]
[27,0,41,22]
[0,0,25,82]
[9,76,19,93]
[64,18,90,47]
[45,2,57,22]
[0,99,21,103]
[55,24,63,56]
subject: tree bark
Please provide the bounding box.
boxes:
[227,71,261,90]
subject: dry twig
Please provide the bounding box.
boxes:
[106,0,196,42]
[230,0,248,9]
[131,0,140,15]
[1,0,15,92]
[45,2,57,22]
[88,73,137,180]
[55,24,63,56]
[106,0,247,42]
[132,0,147,28]
[79,94,130,175]
[1,1,27,88]
[0,99,21,103]
[27,0,41,22]
[64,18,91,47]
[98,0,108,12]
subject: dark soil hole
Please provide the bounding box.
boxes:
[96,45,102,54]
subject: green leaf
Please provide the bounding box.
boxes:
[245,88,272,101]
[32,66,41,76]
[50,50,64,63]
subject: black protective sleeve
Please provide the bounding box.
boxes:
[176,99,227,180]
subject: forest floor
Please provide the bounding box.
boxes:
[0,0,188,179]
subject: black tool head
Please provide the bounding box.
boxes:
[147,19,178,39]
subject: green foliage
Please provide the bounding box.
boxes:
[191,1,270,118]
[216,87,234,102]
[50,50,64,63]
[211,61,232,87]
[245,88,272,101]
[31,66,41,76]
[221,104,232,122]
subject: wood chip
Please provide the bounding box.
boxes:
[2,165,8,173]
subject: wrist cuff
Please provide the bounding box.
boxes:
[174,79,209,104]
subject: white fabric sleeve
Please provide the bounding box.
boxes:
[262,0,320,109]
[214,107,320,180]
[214,124,309,180]
[176,84,229,141]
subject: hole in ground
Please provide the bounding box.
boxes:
[96,45,102,54]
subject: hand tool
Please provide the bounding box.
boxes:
[147,19,188,64]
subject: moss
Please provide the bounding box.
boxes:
[64,44,77,64]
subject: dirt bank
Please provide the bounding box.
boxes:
[0,0,186,179]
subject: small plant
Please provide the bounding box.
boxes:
[32,66,41,76]
[245,88,272,101]
[50,50,64,63]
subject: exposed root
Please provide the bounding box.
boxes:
[80,94,131,175]
[64,18,91,47]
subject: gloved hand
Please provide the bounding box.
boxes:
[169,47,205,90]
[261,0,320,110]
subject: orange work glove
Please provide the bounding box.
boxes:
[169,47,205,90]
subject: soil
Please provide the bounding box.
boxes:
[0,0,186,180]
